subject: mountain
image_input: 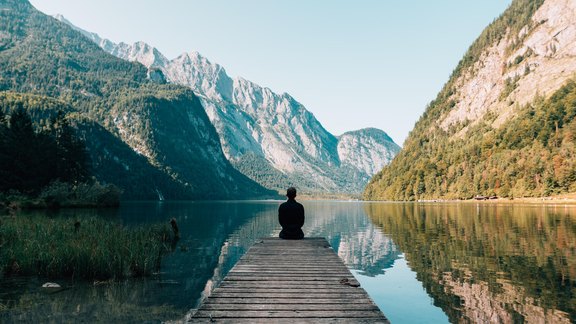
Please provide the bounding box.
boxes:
[365,0,576,200]
[56,16,401,195]
[0,0,273,199]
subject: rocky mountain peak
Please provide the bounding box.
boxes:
[338,128,400,176]
[167,51,233,102]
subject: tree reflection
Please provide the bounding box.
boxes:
[366,203,576,323]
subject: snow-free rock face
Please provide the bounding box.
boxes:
[338,128,400,176]
[440,0,576,132]
[56,15,401,194]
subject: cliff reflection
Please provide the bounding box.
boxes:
[204,201,401,289]
[366,203,576,323]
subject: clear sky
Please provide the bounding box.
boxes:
[29,0,512,146]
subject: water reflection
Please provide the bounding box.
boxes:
[366,203,576,323]
[1,201,405,323]
[4,201,571,323]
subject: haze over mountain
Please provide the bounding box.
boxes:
[0,0,273,199]
[365,0,576,200]
[55,15,401,195]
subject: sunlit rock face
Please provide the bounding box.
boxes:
[440,0,576,134]
[57,15,400,194]
[441,268,572,324]
[338,128,400,177]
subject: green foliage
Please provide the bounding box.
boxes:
[232,153,294,193]
[0,103,89,194]
[0,215,170,279]
[38,180,122,208]
[47,111,89,183]
[499,75,520,101]
[365,80,576,200]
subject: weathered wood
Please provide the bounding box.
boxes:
[215,287,360,292]
[200,304,380,311]
[213,288,361,293]
[207,292,368,299]
[223,276,356,282]
[203,298,374,304]
[218,282,350,288]
[187,319,384,324]
[193,310,386,318]
[189,237,388,323]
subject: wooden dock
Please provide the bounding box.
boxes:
[189,237,389,323]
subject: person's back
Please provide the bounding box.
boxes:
[278,187,305,239]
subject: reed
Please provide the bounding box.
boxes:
[0,215,171,279]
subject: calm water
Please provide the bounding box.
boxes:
[1,201,575,323]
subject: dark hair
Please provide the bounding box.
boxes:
[286,187,297,198]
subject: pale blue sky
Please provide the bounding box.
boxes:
[30,0,512,145]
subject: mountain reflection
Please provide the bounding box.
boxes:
[201,200,402,295]
[365,203,576,323]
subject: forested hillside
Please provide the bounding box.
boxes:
[365,0,576,200]
[0,0,273,199]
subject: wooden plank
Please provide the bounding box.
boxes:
[186,319,385,324]
[218,282,351,288]
[200,304,380,311]
[223,276,356,282]
[214,287,361,292]
[226,274,351,278]
[208,292,368,299]
[189,237,388,323]
[203,298,375,304]
[227,269,350,273]
[214,286,358,294]
[192,310,386,318]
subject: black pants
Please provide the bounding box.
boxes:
[279,228,304,240]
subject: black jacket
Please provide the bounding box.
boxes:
[278,199,305,239]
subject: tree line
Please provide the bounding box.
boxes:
[0,103,88,194]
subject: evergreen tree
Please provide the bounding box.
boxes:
[0,110,8,190]
[49,110,88,183]
[1,107,57,193]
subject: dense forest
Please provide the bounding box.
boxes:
[364,0,576,200]
[0,0,273,200]
[0,106,86,193]
[0,93,122,206]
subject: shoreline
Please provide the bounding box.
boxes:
[416,193,576,205]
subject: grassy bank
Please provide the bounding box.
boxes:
[0,215,171,280]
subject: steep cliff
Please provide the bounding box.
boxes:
[365,0,576,200]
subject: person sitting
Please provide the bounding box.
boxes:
[278,187,305,239]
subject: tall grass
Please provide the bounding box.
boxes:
[0,215,170,279]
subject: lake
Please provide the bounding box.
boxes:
[1,201,574,323]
